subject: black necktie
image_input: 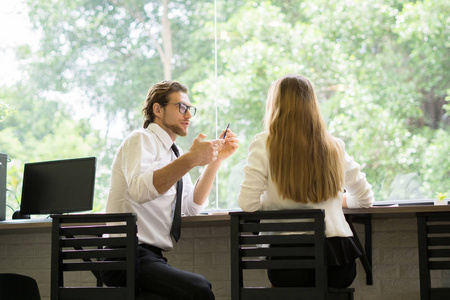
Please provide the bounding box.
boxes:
[170,143,183,242]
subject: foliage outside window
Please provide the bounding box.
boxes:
[0,0,448,217]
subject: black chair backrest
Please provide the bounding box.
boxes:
[0,273,41,300]
[230,209,328,300]
[51,213,137,300]
[417,212,450,300]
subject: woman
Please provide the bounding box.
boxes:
[238,74,374,288]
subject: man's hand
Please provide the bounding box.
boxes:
[217,129,239,161]
[186,134,225,166]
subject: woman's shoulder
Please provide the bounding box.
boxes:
[247,131,269,156]
[249,131,270,150]
[333,136,346,149]
[252,131,269,142]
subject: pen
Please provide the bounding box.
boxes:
[223,123,230,139]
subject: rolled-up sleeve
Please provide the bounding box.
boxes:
[238,133,269,212]
[121,133,162,204]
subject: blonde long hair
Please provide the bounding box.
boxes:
[264,74,345,203]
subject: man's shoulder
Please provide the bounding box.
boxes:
[121,124,171,151]
[126,127,153,138]
[119,128,156,148]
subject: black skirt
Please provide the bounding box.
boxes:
[326,236,362,267]
[268,236,362,288]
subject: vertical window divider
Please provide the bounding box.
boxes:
[214,0,219,210]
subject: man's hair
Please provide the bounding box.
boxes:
[264,74,345,204]
[142,80,188,128]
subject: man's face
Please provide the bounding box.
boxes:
[159,91,193,139]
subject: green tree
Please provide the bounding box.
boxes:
[5,0,449,211]
[0,84,104,218]
[0,101,13,123]
[208,0,449,203]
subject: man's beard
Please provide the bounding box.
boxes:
[162,116,188,137]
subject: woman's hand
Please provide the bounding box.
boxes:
[342,192,348,208]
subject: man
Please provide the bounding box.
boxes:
[103,80,239,299]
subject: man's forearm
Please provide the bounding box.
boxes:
[153,153,196,195]
[154,135,226,200]
[193,159,222,206]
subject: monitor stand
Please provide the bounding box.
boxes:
[12,210,30,219]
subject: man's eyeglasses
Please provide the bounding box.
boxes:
[162,102,197,116]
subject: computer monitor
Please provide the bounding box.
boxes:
[20,157,96,215]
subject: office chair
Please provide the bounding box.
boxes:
[417,212,450,300]
[230,209,355,300]
[0,273,41,300]
[51,213,137,300]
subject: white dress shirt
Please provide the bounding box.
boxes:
[238,131,374,238]
[106,123,208,251]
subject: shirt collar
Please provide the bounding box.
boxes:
[147,123,174,151]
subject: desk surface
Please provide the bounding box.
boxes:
[1,205,450,232]
[343,205,450,218]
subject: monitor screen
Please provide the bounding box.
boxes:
[20,157,96,215]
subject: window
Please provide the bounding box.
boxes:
[1,0,448,217]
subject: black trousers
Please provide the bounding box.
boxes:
[101,244,215,300]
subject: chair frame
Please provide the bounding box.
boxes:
[51,213,137,300]
[230,209,354,300]
[417,212,450,300]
